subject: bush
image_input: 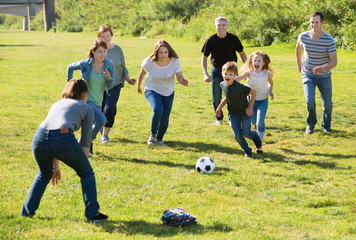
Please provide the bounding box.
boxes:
[145,20,166,38]
[30,11,44,31]
[185,16,212,42]
[0,14,22,30]
[41,0,356,49]
[0,14,5,25]
[166,18,186,38]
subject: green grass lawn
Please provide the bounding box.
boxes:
[0,32,355,239]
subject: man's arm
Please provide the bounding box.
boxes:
[201,55,212,82]
[313,53,337,75]
[238,51,247,64]
[296,41,303,73]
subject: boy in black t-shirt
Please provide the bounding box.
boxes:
[216,62,262,158]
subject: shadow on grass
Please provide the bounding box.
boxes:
[268,126,355,139]
[107,138,239,154]
[323,128,356,138]
[109,138,138,144]
[98,220,233,236]
[166,140,238,154]
[96,154,233,173]
[256,148,350,170]
[281,148,356,161]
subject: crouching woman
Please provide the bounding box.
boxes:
[21,79,108,222]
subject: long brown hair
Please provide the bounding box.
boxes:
[243,51,273,75]
[62,79,88,100]
[88,38,107,58]
[149,40,178,62]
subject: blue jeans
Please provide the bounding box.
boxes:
[251,98,269,133]
[302,73,332,130]
[229,114,262,154]
[211,66,224,120]
[21,128,100,219]
[144,90,174,141]
[102,84,122,128]
[87,101,107,140]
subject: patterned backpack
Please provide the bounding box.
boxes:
[161,208,197,226]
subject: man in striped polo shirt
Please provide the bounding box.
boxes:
[296,12,337,134]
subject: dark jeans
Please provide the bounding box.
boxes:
[211,66,224,120]
[229,114,262,154]
[144,90,174,141]
[21,128,100,219]
[102,84,123,128]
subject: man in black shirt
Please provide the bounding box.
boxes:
[201,17,247,125]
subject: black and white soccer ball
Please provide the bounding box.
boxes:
[195,157,215,174]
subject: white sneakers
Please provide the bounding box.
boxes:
[101,135,110,143]
[156,140,166,147]
[215,120,223,125]
[147,134,166,147]
[147,134,156,146]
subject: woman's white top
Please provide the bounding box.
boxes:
[141,57,182,96]
[245,70,269,101]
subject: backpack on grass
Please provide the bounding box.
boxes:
[160,208,197,226]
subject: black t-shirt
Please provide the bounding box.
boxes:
[201,32,244,68]
[220,80,251,116]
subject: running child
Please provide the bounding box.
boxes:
[67,39,114,155]
[216,61,262,158]
[235,51,274,152]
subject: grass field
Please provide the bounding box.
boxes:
[0,32,355,239]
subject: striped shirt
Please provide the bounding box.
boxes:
[298,31,336,76]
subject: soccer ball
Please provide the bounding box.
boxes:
[195,157,215,174]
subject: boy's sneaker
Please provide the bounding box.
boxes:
[156,140,166,147]
[305,125,314,134]
[88,212,108,223]
[101,135,110,143]
[215,120,223,125]
[89,143,93,156]
[147,135,156,146]
[244,152,252,158]
[256,148,263,154]
[323,128,331,133]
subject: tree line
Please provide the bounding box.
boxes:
[1,0,355,49]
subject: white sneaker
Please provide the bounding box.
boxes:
[156,140,166,147]
[147,135,156,146]
[101,135,110,143]
[215,120,223,125]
